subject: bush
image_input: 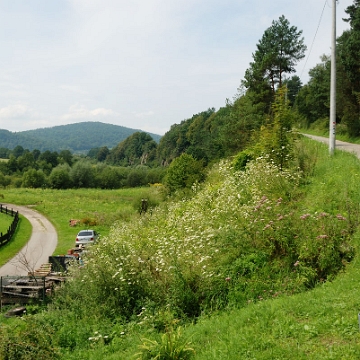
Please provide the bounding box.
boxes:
[0,316,60,359]
[232,149,253,171]
[22,169,47,188]
[49,164,72,189]
[135,325,195,360]
[164,154,205,193]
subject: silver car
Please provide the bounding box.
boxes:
[75,229,99,247]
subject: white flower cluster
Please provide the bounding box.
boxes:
[81,157,300,297]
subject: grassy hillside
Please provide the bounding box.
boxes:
[1,136,360,359]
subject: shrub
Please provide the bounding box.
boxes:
[164,154,205,193]
[135,325,195,360]
[232,149,254,171]
[0,316,60,359]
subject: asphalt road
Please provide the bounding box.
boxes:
[0,204,57,277]
[302,134,360,159]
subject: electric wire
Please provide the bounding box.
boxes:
[300,0,327,79]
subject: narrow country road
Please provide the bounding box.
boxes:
[0,204,57,277]
[302,134,360,159]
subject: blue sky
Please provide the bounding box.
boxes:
[0,0,354,135]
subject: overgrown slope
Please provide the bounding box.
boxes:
[2,137,360,359]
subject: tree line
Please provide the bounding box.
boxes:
[0,144,166,189]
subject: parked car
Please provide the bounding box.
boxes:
[75,229,99,247]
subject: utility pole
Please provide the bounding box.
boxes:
[329,0,337,155]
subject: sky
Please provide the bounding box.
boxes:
[0,0,354,135]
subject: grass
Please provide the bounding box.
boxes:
[187,241,360,359]
[0,215,32,266]
[57,137,360,359]
[0,211,14,233]
[297,125,360,145]
[2,137,360,359]
[0,187,162,255]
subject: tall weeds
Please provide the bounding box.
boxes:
[56,139,356,324]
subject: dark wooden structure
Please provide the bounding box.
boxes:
[0,205,19,248]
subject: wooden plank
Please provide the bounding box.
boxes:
[2,291,37,298]
[1,297,31,305]
[4,285,44,290]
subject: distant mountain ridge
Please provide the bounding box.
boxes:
[0,121,162,153]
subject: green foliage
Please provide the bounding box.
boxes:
[0,122,161,153]
[0,316,60,359]
[127,166,148,188]
[283,75,302,106]
[220,94,263,155]
[243,15,306,108]
[57,141,354,329]
[337,4,360,137]
[108,132,157,166]
[135,325,195,360]
[253,87,295,170]
[232,149,254,171]
[2,139,360,359]
[295,56,330,127]
[22,169,46,188]
[49,164,72,189]
[69,160,95,188]
[58,150,73,165]
[0,173,11,188]
[155,106,256,167]
[164,154,205,193]
[93,163,126,189]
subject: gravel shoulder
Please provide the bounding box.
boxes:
[0,204,57,277]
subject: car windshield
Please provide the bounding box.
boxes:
[78,231,93,236]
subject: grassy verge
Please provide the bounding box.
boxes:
[187,234,360,359]
[0,211,14,233]
[0,215,32,266]
[61,137,360,359]
[296,126,360,145]
[187,139,360,359]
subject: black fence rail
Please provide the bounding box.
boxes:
[0,205,19,248]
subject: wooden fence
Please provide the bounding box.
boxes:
[0,205,19,247]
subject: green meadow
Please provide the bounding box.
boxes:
[0,186,163,265]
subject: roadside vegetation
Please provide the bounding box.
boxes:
[2,134,360,359]
[0,212,31,266]
[0,211,14,233]
[2,2,360,359]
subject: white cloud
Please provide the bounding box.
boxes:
[0,104,37,119]
[134,110,155,118]
[61,105,118,120]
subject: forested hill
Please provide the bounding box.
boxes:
[0,122,162,153]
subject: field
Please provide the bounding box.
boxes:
[0,186,163,265]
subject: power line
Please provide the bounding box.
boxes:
[300,0,327,79]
